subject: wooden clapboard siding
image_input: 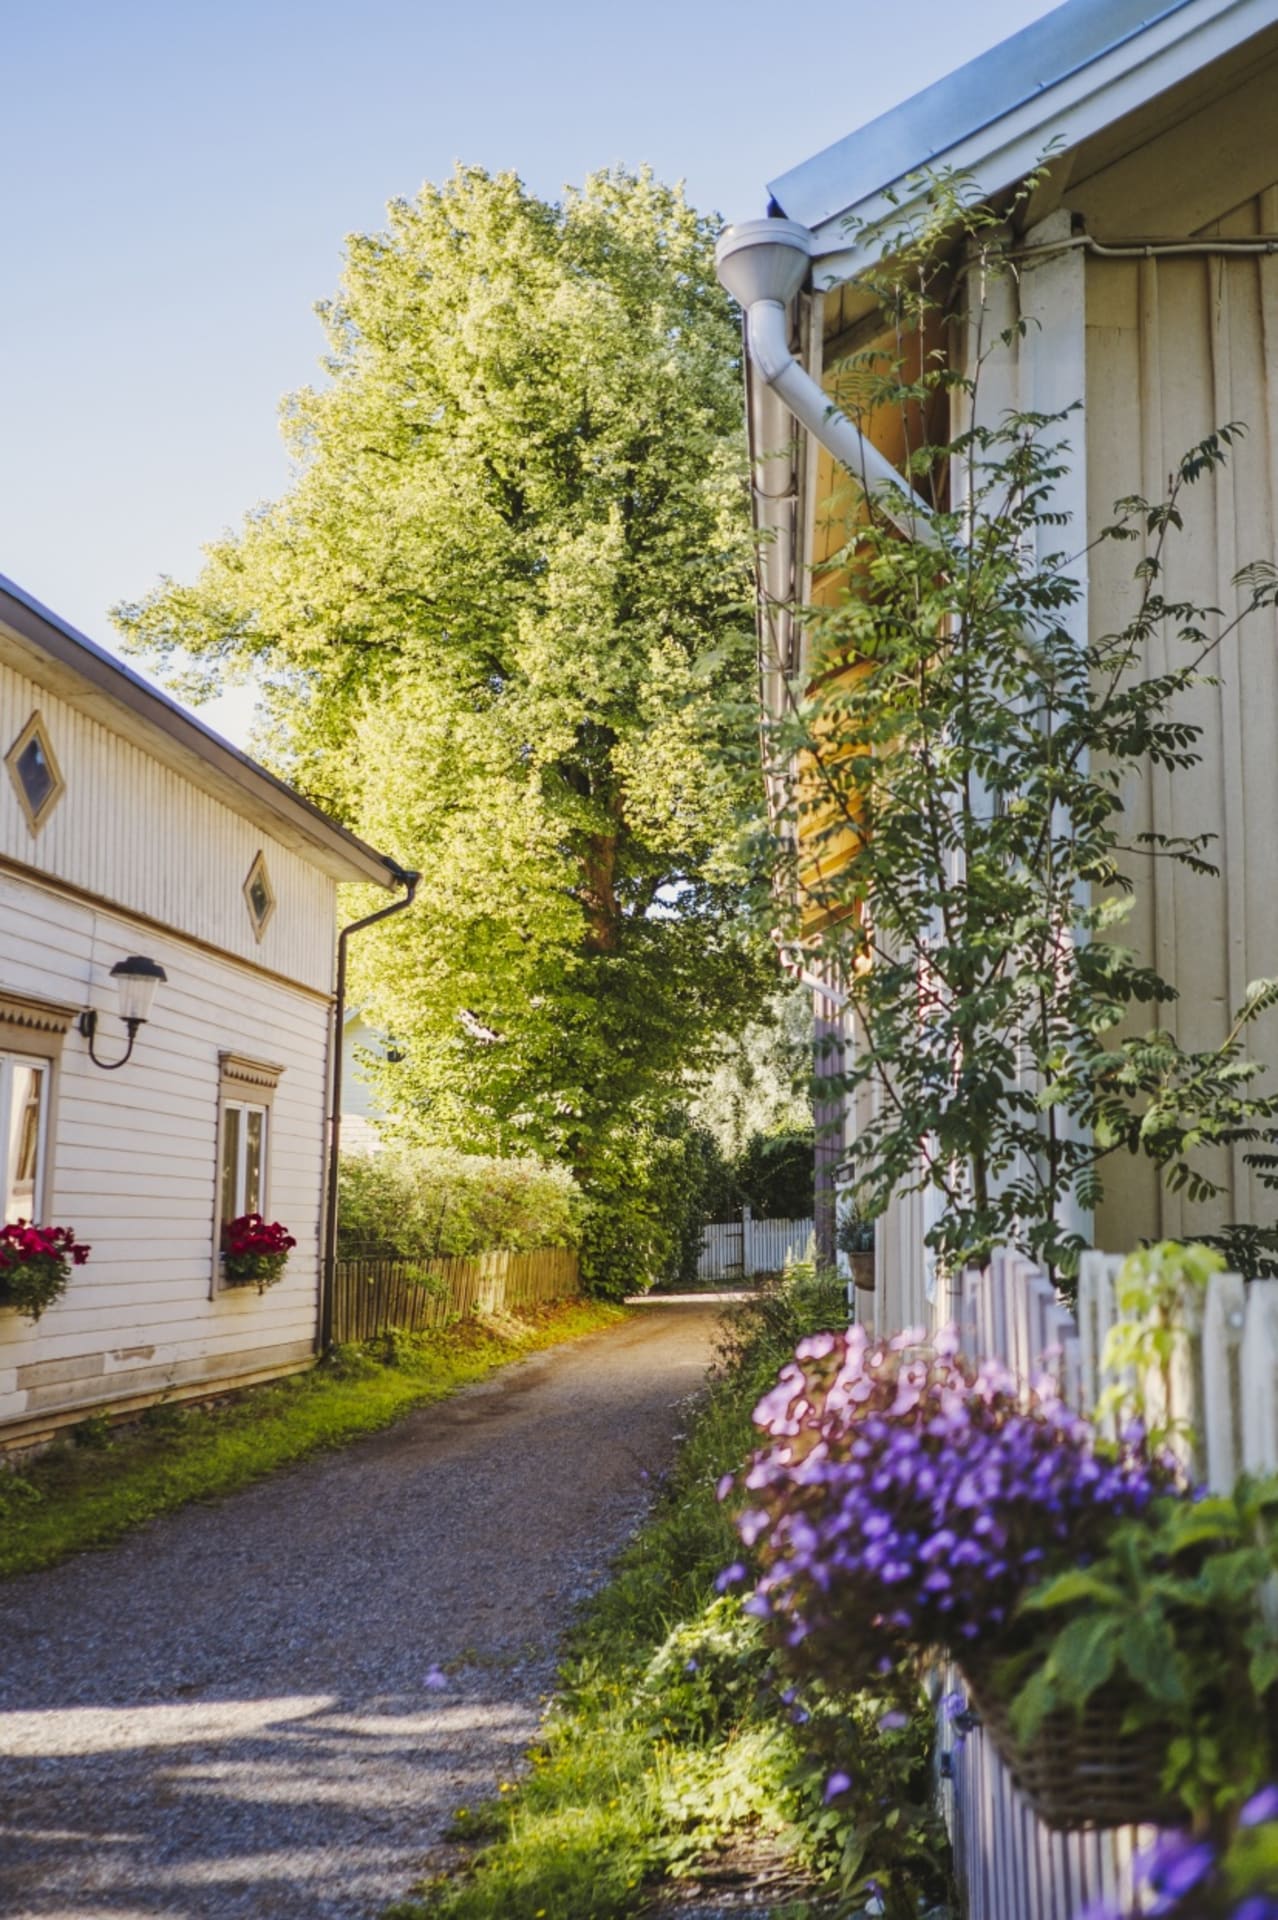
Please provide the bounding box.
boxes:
[0,653,337,994]
[0,858,332,1433]
[1085,181,1278,1250]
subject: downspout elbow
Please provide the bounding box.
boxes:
[718,220,936,546]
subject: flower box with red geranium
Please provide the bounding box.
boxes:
[221,1213,297,1292]
[0,1221,90,1322]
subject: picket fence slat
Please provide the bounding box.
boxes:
[332,1246,580,1343]
[697,1215,815,1281]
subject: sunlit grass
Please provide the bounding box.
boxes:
[0,1300,625,1581]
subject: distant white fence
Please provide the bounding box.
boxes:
[696,1211,814,1281]
[924,1248,1278,1920]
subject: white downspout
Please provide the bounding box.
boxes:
[716,218,935,544]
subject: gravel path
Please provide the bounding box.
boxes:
[0,1302,722,1920]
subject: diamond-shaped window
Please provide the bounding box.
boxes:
[243,851,276,941]
[6,713,65,836]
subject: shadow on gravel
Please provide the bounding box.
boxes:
[0,1303,723,1920]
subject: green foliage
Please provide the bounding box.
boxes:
[731,1127,817,1220]
[115,164,773,1261]
[688,987,815,1162]
[0,1301,624,1581]
[1007,1475,1278,1821]
[778,169,1278,1278]
[1096,1240,1224,1451]
[576,1108,729,1297]
[399,1269,951,1920]
[338,1147,582,1260]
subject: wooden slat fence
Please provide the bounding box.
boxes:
[918,1247,1278,1920]
[333,1246,580,1344]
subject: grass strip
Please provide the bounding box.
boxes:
[0,1299,625,1580]
[393,1274,952,1920]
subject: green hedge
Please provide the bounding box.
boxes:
[338,1148,583,1260]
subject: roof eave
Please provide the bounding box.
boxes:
[770,0,1270,283]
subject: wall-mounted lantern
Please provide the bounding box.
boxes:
[79,956,168,1071]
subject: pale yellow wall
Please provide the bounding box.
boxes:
[1087,188,1278,1250]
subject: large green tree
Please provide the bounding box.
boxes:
[116,166,772,1291]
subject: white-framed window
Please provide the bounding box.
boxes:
[220,1098,268,1222]
[0,1052,49,1222]
[213,1051,285,1292]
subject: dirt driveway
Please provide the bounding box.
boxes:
[0,1301,723,1919]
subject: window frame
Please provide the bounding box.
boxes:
[242,850,277,943]
[0,1051,51,1224]
[212,1052,285,1296]
[5,711,66,837]
[0,997,74,1290]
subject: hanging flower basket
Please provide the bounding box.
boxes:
[221,1214,297,1293]
[959,1654,1181,1831]
[848,1251,875,1291]
[0,1221,90,1322]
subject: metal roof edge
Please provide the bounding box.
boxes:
[767,0,1253,238]
[0,573,398,889]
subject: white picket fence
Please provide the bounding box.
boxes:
[696,1211,814,1281]
[925,1247,1278,1920]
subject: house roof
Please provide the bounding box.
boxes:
[0,574,400,888]
[768,0,1276,280]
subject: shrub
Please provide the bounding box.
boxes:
[338,1148,583,1261]
[577,1111,724,1298]
[726,1324,1168,1693]
[731,1128,815,1220]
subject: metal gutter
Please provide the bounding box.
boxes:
[0,573,398,888]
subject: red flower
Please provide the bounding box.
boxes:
[0,1220,90,1269]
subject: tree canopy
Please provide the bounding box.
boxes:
[116,165,774,1290]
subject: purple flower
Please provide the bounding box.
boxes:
[1241,1784,1278,1828]
[823,1770,853,1802]
[714,1562,746,1593]
[729,1325,1171,1695]
[1144,1834,1215,1900]
[423,1665,448,1691]
[877,1710,909,1732]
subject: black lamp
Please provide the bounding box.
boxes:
[79,956,168,1070]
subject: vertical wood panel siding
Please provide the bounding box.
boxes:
[1086,189,1278,1248]
[0,658,338,994]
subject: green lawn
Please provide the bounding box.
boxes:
[0,1299,625,1581]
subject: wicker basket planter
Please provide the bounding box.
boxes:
[849,1251,875,1291]
[960,1656,1182,1831]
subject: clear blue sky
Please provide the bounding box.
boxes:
[3,0,1054,745]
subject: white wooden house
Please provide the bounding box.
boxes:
[719,0,1278,1314]
[0,574,407,1446]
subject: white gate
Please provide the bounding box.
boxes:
[696,1211,814,1281]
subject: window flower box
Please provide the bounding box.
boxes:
[221,1213,297,1293]
[0,1220,90,1322]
